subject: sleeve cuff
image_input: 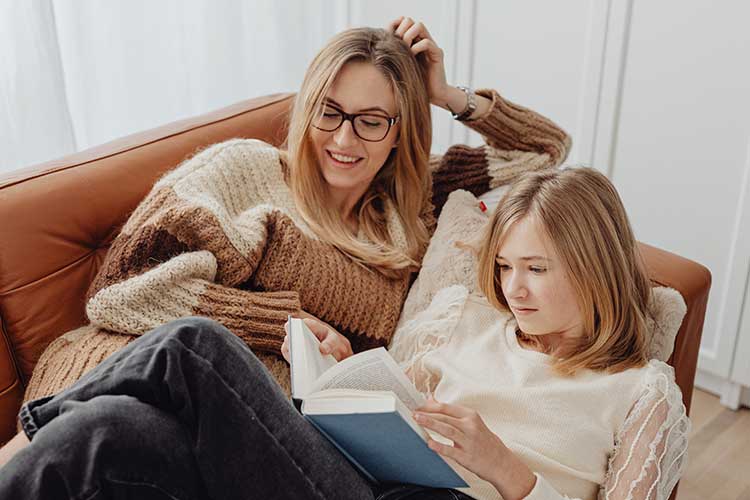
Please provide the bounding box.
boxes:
[523,473,565,500]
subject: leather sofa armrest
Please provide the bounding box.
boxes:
[638,242,712,415]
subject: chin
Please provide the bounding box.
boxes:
[515,319,542,336]
[321,170,366,192]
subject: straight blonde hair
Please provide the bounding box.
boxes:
[477,167,651,375]
[284,27,432,278]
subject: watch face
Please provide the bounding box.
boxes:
[454,86,477,121]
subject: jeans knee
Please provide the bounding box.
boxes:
[170,316,230,336]
[145,316,267,380]
[56,395,174,440]
[152,316,243,353]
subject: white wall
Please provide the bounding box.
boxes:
[613,2,750,387]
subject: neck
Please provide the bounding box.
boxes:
[329,187,365,233]
[517,326,582,356]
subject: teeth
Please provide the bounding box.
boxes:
[330,151,360,163]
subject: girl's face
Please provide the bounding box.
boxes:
[309,61,400,208]
[496,215,584,343]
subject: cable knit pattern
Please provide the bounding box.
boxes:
[23,89,570,405]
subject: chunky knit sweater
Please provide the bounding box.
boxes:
[24,89,570,402]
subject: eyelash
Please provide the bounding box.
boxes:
[497,264,547,274]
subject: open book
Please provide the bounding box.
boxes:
[285,317,468,489]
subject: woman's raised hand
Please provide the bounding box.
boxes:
[281,312,353,363]
[388,17,450,107]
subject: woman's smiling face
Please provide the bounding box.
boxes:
[309,60,400,212]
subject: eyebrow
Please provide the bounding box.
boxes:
[496,255,551,262]
[324,97,391,115]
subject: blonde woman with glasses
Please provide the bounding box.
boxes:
[0,17,569,500]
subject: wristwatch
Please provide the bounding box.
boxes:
[452,85,477,121]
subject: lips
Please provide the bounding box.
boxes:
[326,149,363,167]
[511,306,537,315]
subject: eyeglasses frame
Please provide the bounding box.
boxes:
[312,103,400,143]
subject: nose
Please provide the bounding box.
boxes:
[504,270,528,300]
[333,119,359,147]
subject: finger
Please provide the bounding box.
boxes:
[319,332,337,354]
[409,38,430,55]
[395,17,414,38]
[331,347,350,362]
[324,337,352,360]
[418,397,473,419]
[281,336,291,362]
[426,438,468,463]
[387,16,404,32]
[302,318,329,341]
[414,411,467,438]
[340,343,354,360]
[410,38,442,61]
[403,22,426,47]
[413,412,465,441]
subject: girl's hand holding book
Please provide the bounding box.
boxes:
[413,396,537,500]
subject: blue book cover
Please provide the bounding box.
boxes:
[304,410,468,488]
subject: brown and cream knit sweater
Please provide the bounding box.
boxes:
[24,89,570,403]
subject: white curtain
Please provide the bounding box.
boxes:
[1,0,343,174]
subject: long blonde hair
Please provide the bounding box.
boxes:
[477,167,651,375]
[284,27,432,278]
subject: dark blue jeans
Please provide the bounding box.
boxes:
[0,317,474,500]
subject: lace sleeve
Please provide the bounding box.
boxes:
[601,361,690,500]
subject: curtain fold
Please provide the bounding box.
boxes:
[1,0,76,173]
[1,0,336,174]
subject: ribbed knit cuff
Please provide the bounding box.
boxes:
[195,286,301,354]
[467,89,571,166]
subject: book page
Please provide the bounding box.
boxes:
[288,317,337,399]
[310,347,426,411]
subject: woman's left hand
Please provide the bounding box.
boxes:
[414,396,537,499]
[388,17,450,107]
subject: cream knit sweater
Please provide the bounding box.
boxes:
[24,89,571,404]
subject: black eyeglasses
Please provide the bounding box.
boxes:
[312,103,399,142]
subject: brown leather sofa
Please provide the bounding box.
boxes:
[0,93,711,495]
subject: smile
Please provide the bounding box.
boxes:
[327,150,363,167]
